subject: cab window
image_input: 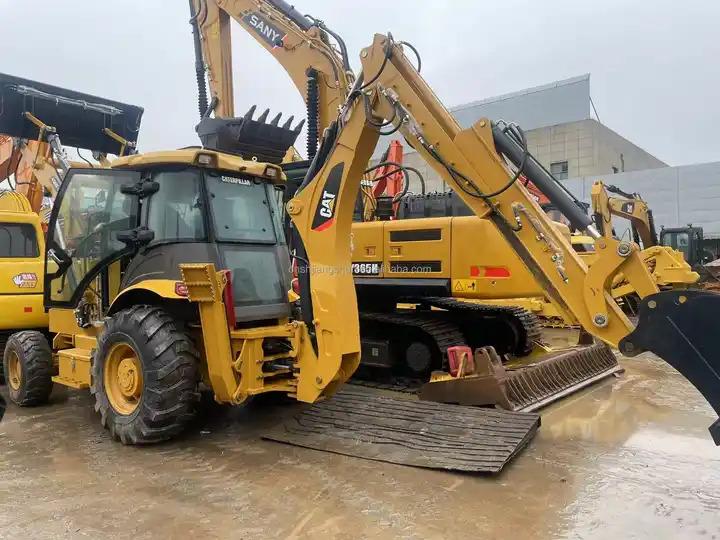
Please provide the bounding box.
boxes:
[147,170,207,242]
[206,172,280,243]
[0,223,38,258]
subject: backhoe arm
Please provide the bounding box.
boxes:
[191,0,351,156]
[591,181,658,248]
[290,34,720,443]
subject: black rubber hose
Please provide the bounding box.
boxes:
[267,0,312,31]
[306,69,320,160]
[189,0,209,118]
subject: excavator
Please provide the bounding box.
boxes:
[361,176,700,325]
[2,4,719,456]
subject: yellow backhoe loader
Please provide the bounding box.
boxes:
[0,192,48,381]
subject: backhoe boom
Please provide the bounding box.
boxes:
[289,34,720,443]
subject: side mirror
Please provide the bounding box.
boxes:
[121,180,159,198]
[117,227,155,249]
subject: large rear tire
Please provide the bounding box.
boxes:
[0,333,7,384]
[92,306,200,445]
[3,331,54,406]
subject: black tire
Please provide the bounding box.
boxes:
[3,331,54,406]
[92,305,200,445]
[0,332,7,384]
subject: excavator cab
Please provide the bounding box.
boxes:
[660,225,712,267]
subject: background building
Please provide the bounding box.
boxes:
[563,162,720,239]
[376,74,667,193]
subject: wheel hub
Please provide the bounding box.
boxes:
[7,350,21,391]
[117,358,141,398]
[104,343,143,415]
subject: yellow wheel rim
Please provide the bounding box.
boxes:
[104,343,143,415]
[7,350,21,391]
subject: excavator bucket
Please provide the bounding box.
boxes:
[0,72,143,154]
[620,289,720,445]
[197,105,304,165]
[419,343,621,412]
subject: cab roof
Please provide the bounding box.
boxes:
[111,148,286,183]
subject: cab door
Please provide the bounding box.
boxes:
[44,169,141,309]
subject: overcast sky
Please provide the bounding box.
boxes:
[2,0,719,166]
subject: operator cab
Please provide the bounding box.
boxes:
[660,225,713,267]
[44,150,293,325]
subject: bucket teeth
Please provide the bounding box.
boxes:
[282,115,295,130]
[243,105,257,121]
[419,343,622,412]
[270,113,282,126]
[257,108,270,123]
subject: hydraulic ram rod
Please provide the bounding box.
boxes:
[491,123,595,235]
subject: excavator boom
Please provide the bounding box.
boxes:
[191,0,351,157]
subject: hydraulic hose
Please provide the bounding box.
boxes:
[306,69,320,160]
[189,0,209,118]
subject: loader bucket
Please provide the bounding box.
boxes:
[619,289,720,445]
[0,72,143,154]
[419,343,621,412]
[197,105,304,165]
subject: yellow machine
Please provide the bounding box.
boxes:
[590,180,657,249]
[0,192,48,386]
[353,181,700,328]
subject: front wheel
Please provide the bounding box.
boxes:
[92,306,200,445]
[3,331,54,406]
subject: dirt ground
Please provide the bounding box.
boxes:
[1,351,719,540]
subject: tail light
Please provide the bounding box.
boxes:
[291,258,300,295]
[175,282,189,297]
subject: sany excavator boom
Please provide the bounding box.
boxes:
[287,34,720,444]
[190,0,351,158]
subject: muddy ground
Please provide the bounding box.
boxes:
[1,350,719,539]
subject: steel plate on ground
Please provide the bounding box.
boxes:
[262,388,540,473]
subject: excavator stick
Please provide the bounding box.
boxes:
[419,343,620,412]
[620,290,720,445]
[0,72,143,155]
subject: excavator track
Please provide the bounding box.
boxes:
[355,302,621,413]
[412,297,542,356]
[360,310,467,370]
